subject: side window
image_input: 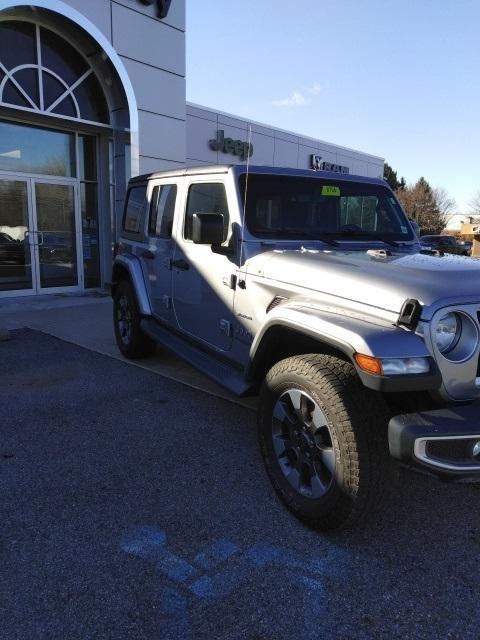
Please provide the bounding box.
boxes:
[149,184,177,238]
[123,185,147,234]
[184,183,229,241]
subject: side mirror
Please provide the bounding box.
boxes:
[192,213,224,245]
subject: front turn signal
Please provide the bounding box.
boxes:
[354,353,383,376]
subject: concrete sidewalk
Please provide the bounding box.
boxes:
[0,292,256,408]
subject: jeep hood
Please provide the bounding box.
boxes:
[247,249,480,315]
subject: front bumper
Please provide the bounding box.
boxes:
[388,403,480,478]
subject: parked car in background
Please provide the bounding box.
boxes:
[0,231,25,266]
[457,239,473,256]
[420,234,470,256]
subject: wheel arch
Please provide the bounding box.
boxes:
[111,255,152,316]
[246,321,355,389]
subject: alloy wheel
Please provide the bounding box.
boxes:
[116,294,132,345]
[271,389,336,498]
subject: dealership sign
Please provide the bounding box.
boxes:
[209,130,254,160]
[311,154,349,174]
[138,0,171,18]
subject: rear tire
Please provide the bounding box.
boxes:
[113,279,156,359]
[258,354,391,530]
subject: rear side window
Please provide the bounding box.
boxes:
[123,185,147,234]
[184,183,229,241]
[149,184,177,238]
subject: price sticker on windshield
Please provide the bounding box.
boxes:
[321,186,341,196]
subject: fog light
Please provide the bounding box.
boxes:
[471,441,480,461]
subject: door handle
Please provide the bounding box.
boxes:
[171,258,189,271]
[141,249,155,260]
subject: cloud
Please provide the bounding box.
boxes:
[306,82,322,95]
[271,82,321,108]
[272,91,310,108]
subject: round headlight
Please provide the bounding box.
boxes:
[435,312,460,354]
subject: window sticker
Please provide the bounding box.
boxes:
[321,186,341,197]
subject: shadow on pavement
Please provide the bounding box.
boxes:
[1,329,478,640]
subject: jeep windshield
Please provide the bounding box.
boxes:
[240,174,414,243]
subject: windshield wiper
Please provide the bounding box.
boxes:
[337,230,399,247]
[263,229,339,246]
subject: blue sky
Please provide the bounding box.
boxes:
[186,0,480,214]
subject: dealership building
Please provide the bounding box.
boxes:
[0,0,384,298]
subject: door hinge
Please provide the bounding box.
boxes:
[162,295,171,309]
[219,319,232,337]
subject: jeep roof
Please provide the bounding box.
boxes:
[128,164,387,188]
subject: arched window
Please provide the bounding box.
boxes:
[0,21,109,124]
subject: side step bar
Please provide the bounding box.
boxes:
[141,318,252,397]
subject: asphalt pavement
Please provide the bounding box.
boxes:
[1,329,480,640]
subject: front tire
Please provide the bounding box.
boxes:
[258,354,391,530]
[113,280,156,359]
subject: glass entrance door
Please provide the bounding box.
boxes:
[0,176,81,295]
[0,178,35,292]
[33,181,79,290]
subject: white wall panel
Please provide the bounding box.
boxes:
[337,154,355,171]
[140,156,184,174]
[66,0,112,40]
[122,57,185,118]
[352,160,368,176]
[274,129,299,144]
[298,144,317,170]
[249,133,275,166]
[112,3,185,75]
[187,116,219,163]
[138,111,185,162]
[368,162,384,178]
[250,122,278,137]
[317,146,338,166]
[218,114,248,131]
[114,0,185,31]
[274,138,299,167]
[186,104,217,122]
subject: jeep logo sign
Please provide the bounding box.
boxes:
[138,0,171,19]
[209,130,253,161]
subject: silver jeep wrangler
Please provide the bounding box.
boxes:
[112,165,480,529]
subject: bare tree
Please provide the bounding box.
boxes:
[433,186,455,219]
[468,190,480,217]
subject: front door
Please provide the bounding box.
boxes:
[0,176,81,295]
[171,180,235,351]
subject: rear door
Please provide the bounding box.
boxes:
[170,179,236,351]
[139,180,178,323]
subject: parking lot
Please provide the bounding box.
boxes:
[1,327,480,640]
